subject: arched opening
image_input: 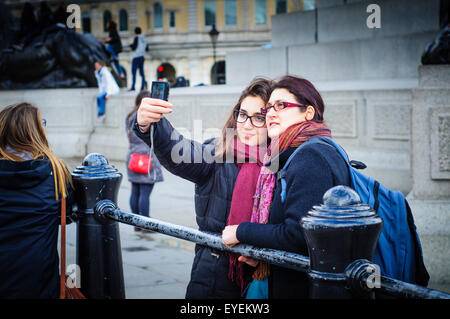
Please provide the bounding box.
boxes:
[211,60,226,85]
[276,0,287,14]
[82,11,91,33]
[156,63,176,85]
[103,10,112,33]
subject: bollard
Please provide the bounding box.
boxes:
[71,153,125,299]
[300,185,383,299]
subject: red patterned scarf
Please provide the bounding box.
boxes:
[250,120,332,280]
[227,137,265,292]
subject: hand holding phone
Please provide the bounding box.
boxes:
[136,82,172,130]
[150,81,170,101]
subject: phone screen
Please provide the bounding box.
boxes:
[150,81,169,101]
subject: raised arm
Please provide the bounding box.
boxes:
[133,98,216,185]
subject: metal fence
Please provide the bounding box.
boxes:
[71,153,450,299]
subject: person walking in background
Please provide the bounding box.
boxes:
[129,27,148,92]
[94,60,119,122]
[0,102,73,298]
[126,91,163,232]
[104,21,124,79]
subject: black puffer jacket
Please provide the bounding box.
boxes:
[133,117,242,298]
[0,158,73,299]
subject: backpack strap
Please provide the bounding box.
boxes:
[278,136,367,204]
[278,137,331,203]
[405,200,430,287]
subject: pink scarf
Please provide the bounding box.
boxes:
[250,120,332,280]
[227,137,265,292]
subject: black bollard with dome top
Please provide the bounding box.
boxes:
[71,153,125,299]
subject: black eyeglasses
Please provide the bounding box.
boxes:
[261,101,306,115]
[233,110,266,128]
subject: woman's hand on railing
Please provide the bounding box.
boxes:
[137,97,173,132]
[222,225,240,247]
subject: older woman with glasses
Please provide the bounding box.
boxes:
[133,78,272,299]
[222,75,352,299]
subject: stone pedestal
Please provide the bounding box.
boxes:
[408,65,450,293]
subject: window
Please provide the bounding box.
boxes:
[204,0,216,27]
[169,11,176,28]
[254,0,267,25]
[119,9,128,31]
[225,0,237,26]
[276,0,287,14]
[82,11,91,33]
[153,2,163,29]
[303,0,316,11]
[103,10,112,33]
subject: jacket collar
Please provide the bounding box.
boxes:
[264,147,297,173]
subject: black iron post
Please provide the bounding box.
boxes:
[71,153,125,299]
[300,185,383,299]
[208,24,219,65]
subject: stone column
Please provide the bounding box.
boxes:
[408,65,450,293]
[128,0,138,33]
[188,0,198,31]
[90,5,100,37]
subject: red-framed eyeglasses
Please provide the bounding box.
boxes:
[261,101,306,115]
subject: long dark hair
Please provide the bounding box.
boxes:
[126,90,151,138]
[127,90,151,121]
[272,75,325,123]
[216,77,273,158]
[0,102,72,199]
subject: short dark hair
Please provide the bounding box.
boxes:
[135,27,142,34]
[272,75,325,123]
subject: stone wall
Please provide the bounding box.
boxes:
[227,0,440,86]
[408,65,450,293]
[0,84,414,195]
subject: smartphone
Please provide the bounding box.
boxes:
[150,81,170,101]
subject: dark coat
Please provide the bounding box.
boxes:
[236,142,351,299]
[0,158,72,299]
[133,117,243,298]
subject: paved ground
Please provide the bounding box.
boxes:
[64,157,198,299]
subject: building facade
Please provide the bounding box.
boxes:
[6,0,316,86]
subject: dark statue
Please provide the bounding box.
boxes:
[0,2,124,90]
[422,25,450,65]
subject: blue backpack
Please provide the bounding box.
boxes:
[279,136,430,286]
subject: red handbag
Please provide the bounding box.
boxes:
[128,153,151,174]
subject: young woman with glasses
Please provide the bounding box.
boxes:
[222,75,352,299]
[134,78,273,298]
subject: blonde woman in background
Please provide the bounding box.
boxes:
[0,102,73,299]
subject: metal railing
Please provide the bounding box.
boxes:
[93,200,450,300]
[71,153,450,299]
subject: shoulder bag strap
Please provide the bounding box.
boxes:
[60,196,66,299]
